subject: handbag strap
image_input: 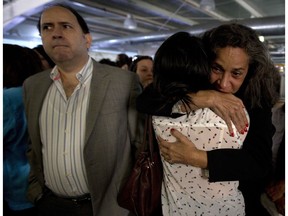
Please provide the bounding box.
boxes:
[141,114,156,157]
[148,115,155,156]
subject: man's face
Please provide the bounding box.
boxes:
[210,46,249,94]
[39,6,91,64]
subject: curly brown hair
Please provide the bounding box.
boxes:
[202,23,280,109]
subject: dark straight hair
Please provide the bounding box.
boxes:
[153,32,212,111]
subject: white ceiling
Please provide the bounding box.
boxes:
[3,0,285,61]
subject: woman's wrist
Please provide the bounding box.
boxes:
[188,149,208,169]
[196,150,208,169]
[190,90,216,109]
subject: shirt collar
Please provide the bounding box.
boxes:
[50,57,93,84]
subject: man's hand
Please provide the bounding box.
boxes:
[188,90,248,136]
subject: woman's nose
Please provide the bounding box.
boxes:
[217,74,229,88]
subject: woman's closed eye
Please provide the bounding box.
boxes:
[211,65,223,74]
[231,69,245,78]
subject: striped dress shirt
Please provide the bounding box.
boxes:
[39,57,93,197]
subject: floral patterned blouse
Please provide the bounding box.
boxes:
[153,107,249,216]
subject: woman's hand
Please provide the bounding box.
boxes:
[188,90,248,136]
[158,128,207,168]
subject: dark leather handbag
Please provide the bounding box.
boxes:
[117,114,163,216]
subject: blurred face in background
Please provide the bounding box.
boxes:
[136,58,153,88]
[34,50,51,70]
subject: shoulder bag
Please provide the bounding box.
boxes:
[117,114,163,216]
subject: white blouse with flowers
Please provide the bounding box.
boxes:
[152,107,249,216]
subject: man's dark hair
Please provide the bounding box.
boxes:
[37,3,90,34]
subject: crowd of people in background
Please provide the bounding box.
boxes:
[3,44,54,216]
[3,2,284,216]
[99,53,154,88]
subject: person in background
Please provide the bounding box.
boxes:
[3,44,43,216]
[130,55,153,89]
[23,4,142,216]
[137,23,280,216]
[263,102,285,215]
[33,44,55,69]
[151,32,248,215]
[116,53,132,70]
[99,58,117,67]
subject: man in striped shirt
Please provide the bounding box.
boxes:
[23,3,142,216]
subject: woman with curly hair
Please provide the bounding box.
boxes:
[137,23,280,216]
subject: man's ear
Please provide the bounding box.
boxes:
[85,33,92,49]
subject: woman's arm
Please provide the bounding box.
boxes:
[188,90,248,135]
[137,86,248,134]
[136,84,176,116]
[207,106,274,181]
[159,106,274,182]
